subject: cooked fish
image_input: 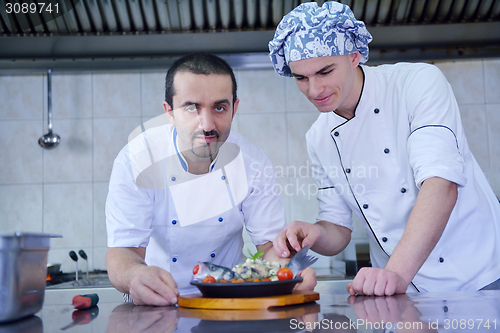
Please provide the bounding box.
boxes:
[192,262,239,281]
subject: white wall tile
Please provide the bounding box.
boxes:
[43,183,93,249]
[93,246,108,270]
[288,176,319,223]
[51,73,92,119]
[94,182,109,248]
[141,72,167,118]
[48,247,93,273]
[43,119,93,183]
[236,68,286,113]
[93,117,142,181]
[93,73,141,117]
[237,113,288,170]
[484,59,500,104]
[231,113,239,134]
[435,60,485,105]
[285,78,318,112]
[351,212,367,239]
[0,75,43,120]
[0,120,43,184]
[0,185,43,234]
[487,103,500,197]
[459,104,490,177]
[276,175,291,224]
[287,112,320,172]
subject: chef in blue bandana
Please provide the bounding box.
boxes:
[270,1,500,296]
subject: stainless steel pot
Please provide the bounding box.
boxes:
[0,232,61,323]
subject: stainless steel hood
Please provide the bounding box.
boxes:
[1,0,499,72]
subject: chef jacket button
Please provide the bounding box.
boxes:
[221,175,226,180]
[346,168,351,173]
[172,220,177,225]
[384,148,390,154]
[374,108,380,114]
[172,257,177,263]
[334,131,339,137]
[362,204,369,209]
[439,257,444,263]
[401,188,407,193]
[382,237,388,242]
[171,176,176,181]
[218,217,223,222]
[211,253,216,258]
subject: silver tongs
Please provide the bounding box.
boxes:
[287,244,318,277]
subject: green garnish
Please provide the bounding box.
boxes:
[247,249,264,260]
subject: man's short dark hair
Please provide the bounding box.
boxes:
[165,53,237,109]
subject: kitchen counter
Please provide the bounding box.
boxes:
[1,281,499,332]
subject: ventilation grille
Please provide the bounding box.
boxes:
[1,0,499,36]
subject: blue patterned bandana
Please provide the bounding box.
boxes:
[269,1,373,77]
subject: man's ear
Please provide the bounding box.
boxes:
[163,101,175,126]
[350,52,362,68]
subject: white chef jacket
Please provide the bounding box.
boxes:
[306,62,500,292]
[106,123,286,295]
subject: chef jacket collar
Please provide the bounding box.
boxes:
[172,127,218,173]
[331,66,367,123]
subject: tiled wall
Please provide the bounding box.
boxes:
[1,58,499,273]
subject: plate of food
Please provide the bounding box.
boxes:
[190,247,316,298]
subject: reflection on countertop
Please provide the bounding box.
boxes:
[2,281,499,333]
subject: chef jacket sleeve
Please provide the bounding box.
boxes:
[405,64,467,189]
[241,152,287,246]
[307,136,353,231]
[106,146,154,248]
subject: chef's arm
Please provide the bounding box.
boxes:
[384,176,458,285]
[309,220,351,256]
[106,247,179,305]
[106,247,146,294]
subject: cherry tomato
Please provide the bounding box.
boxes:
[193,264,199,275]
[277,267,293,280]
[202,276,216,283]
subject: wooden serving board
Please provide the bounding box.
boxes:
[178,290,319,310]
[178,302,320,321]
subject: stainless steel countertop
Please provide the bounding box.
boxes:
[1,281,499,332]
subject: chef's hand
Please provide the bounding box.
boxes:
[348,294,436,332]
[273,221,322,258]
[129,266,179,306]
[347,267,408,296]
[293,266,317,291]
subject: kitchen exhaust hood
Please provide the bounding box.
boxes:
[0,0,499,72]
